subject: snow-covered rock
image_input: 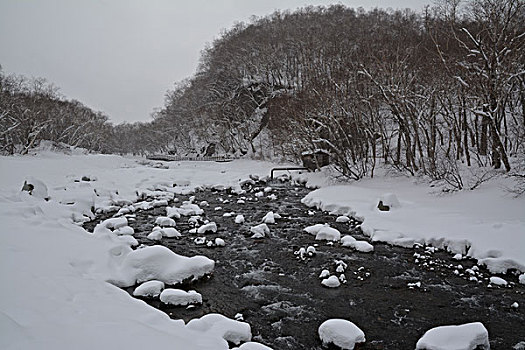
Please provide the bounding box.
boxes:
[315,226,341,242]
[95,217,128,233]
[321,276,341,288]
[416,322,489,350]
[155,216,176,227]
[304,223,327,235]
[160,289,202,306]
[250,223,270,238]
[160,227,181,238]
[520,274,525,285]
[336,215,350,223]
[215,238,225,247]
[235,214,245,224]
[197,222,217,234]
[113,245,214,287]
[21,176,49,199]
[147,230,163,241]
[378,193,401,210]
[186,313,252,345]
[114,225,134,235]
[178,203,204,216]
[341,235,357,246]
[318,319,365,349]
[489,276,508,286]
[319,269,330,279]
[262,211,276,224]
[166,206,181,219]
[232,342,273,350]
[133,280,165,298]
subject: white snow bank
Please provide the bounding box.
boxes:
[301,176,525,273]
[1,154,286,349]
[112,245,214,287]
[318,319,365,349]
[416,322,489,350]
[133,280,165,297]
[186,313,252,345]
[160,289,202,306]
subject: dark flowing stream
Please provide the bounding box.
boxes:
[84,178,525,349]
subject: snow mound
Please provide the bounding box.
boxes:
[160,289,202,306]
[315,226,341,241]
[114,225,135,235]
[95,217,128,233]
[341,236,374,253]
[416,322,489,350]
[147,230,163,241]
[113,245,214,287]
[318,319,365,349]
[133,280,165,298]
[186,313,252,345]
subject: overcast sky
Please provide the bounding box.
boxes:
[0,0,431,124]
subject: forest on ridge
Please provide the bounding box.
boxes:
[1,0,524,188]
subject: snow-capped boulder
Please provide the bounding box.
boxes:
[520,274,525,285]
[197,222,217,234]
[186,313,252,345]
[235,214,245,224]
[336,216,350,223]
[321,276,341,288]
[215,238,225,247]
[165,206,181,219]
[115,245,214,287]
[416,322,489,350]
[318,319,365,349]
[304,223,327,235]
[147,230,163,241]
[160,289,202,306]
[319,269,330,279]
[116,235,139,247]
[155,216,176,227]
[250,223,270,238]
[341,235,357,246]
[262,211,276,224]
[133,280,165,298]
[178,203,204,216]
[489,276,508,286]
[315,227,341,242]
[95,217,128,233]
[232,342,273,350]
[114,225,134,235]
[160,227,181,238]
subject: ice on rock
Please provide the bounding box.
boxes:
[197,222,218,234]
[186,313,252,345]
[315,226,341,242]
[147,230,163,241]
[489,276,508,286]
[155,216,176,227]
[416,322,489,350]
[133,280,165,297]
[336,215,350,223]
[160,227,181,238]
[318,319,365,350]
[160,289,202,306]
[250,223,270,238]
[115,245,214,287]
[321,276,341,288]
[235,215,245,224]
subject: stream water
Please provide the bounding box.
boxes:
[84,178,525,349]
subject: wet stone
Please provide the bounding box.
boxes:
[84,180,525,350]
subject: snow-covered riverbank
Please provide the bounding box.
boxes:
[1,151,523,348]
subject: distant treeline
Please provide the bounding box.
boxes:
[1,0,524,187]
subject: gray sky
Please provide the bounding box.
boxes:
[0,0,431,124]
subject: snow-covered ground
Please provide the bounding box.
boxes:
[301,171,525,274]
[1,150,523,349]
[0,151,283,349]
